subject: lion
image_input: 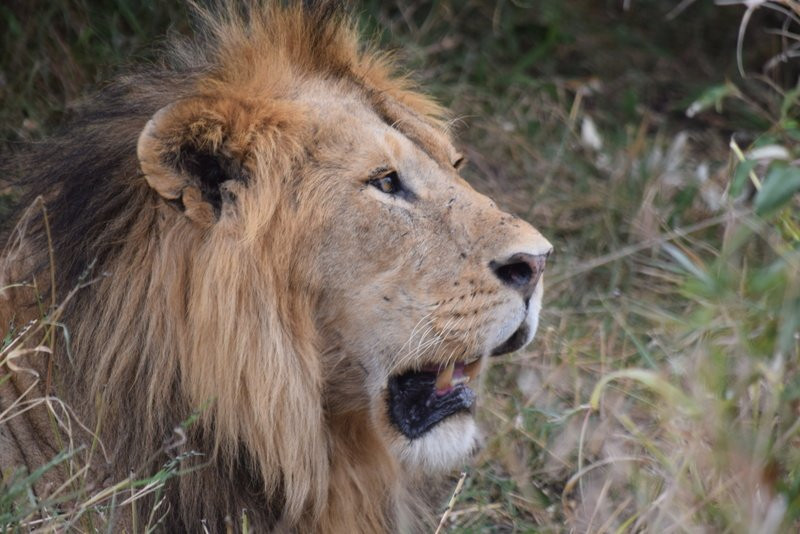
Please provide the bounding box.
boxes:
[0,2,552,532]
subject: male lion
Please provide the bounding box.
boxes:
[0,2,551,532]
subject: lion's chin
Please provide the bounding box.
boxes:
[390,414,481,471]
[382,362,482,470]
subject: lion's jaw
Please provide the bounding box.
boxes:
[373,278,547,473]
[306,90,553,474]
[380,277,546,473]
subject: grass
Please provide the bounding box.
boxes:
[2,0,800,531]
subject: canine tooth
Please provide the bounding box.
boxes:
[452,375,470,386]
[435,362,455,391]
[464,359,482,381]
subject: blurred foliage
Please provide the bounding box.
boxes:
[0,0,189,141]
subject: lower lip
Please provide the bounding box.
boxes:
[387,371,476,439]
[490,320,530,356]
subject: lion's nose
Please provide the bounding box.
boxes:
[490,251,550,303]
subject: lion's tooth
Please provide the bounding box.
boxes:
[452,375,470,386]
[435,362,455,391]
[464,359,482,381]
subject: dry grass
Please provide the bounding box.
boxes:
[2,1,800,532]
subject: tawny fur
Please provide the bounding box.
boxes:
[0,2,551,532]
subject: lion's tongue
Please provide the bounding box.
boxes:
[434,360,481,395]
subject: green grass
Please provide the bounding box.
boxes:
[2,0,800,532]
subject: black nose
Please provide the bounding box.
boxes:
[490,252,549,302]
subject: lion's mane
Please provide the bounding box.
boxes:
[0,3,449,531]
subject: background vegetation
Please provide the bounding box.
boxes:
[2,0,800,532]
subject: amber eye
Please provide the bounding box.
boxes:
[368,171,402,195]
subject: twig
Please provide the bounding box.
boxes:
[434,471,467,534]
[550,212,740,285]
[729,137,761,190]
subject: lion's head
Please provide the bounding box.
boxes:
[136,8,550,472]
[1,3,550,531]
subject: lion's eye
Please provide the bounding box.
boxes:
[453,156,466,170]
[368,171,402,195]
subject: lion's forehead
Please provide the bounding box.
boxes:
[298,81,457,170]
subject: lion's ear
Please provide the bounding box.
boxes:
[137,97,260,226]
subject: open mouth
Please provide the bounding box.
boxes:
[387,359,481,440]
[387,318,531,440]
